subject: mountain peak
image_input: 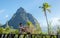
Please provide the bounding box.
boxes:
[16,7,26,14]
[17,7,24,11]
[19,7,24,10]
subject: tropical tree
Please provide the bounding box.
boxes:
[26,21,35,34]
[39,2,51,34]
[0,27,4,34]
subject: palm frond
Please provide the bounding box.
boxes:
[47,9,51,13]
[39,6,43,8]
[43,2,51,9]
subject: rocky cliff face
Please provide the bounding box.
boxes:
[3,7,40,29]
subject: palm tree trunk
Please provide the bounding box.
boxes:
[44,10,49,34]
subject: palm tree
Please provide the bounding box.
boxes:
[39,2,51,34]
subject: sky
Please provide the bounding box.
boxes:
[0,0,60,32]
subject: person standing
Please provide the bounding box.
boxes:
[18,23,25,38]
[19,23,25,34]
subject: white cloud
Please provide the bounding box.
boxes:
[5,15,9,19]
[50,17,60,26]
[0,9,5,13]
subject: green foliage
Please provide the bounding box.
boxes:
[13,29,19,34]
[43,2,51,9]
[0,25,19,34]
[35,24,42,34]
[57,26,60,34]
[0,27,4,34]
[26,21,42,34]
[48,22,53,34]
[26,21,36,34]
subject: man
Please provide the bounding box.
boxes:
[19,23,31,34]
[19,23,25,34]
[19,23,31,38]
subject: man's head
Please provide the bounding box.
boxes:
[19,23,22,26]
